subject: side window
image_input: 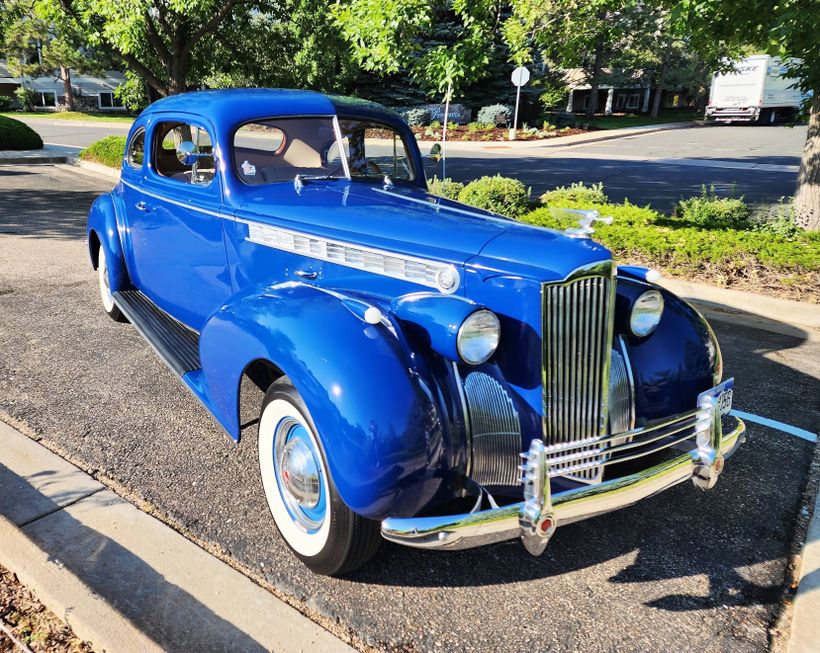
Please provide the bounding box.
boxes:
[153,121,215,186]
[127,128,145,169]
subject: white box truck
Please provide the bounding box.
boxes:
[705,54,803,124]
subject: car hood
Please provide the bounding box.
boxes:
[235,181,611,283]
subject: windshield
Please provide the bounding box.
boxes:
[233,116,415,185]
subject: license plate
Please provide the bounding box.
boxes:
[698,378,734,416]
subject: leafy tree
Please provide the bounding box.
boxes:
[667,0,820,229]
[3,0,106,110]
[56,0,271,96]
[504,0,648,118]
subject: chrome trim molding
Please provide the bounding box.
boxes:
[237,219,460,293]
[541,261,615,484]
[608,346,633,435]
[462,372,521,486]
[381,410,746,551]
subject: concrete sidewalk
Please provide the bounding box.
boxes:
[0,421,354,653]
[0,144,77,164]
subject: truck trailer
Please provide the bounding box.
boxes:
[706,55,803,124]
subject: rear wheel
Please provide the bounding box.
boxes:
[97,246,126,322]
[258,380,381,575]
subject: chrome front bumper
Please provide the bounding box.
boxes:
[381,401,746,554]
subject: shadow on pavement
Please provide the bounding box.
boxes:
[0,462,270,653]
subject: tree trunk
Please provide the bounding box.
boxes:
[794,93,820,231]
[61,66,75,112]
[585,42,604,119]
[650,42,672,118]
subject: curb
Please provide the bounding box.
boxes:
[0,154,68,164]
[0,420,354,653]
[657,277,820,340]
[65,157,121,181]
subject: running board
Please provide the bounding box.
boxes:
[112,290,201,376]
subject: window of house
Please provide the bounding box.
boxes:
[127,128,145,169]
[35,92,56,107]
[98,92,124,110]
[153,121,215,185]
[626,93,642,110]
[615,94,627,110]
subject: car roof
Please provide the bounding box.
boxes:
[143,88,403,129]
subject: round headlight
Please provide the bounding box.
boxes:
[630,290,664,336]
[457,310,500,365]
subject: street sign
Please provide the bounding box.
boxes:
[511,66,530,88]
[510,66,530,140]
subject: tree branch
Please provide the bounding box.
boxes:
[143,12,173,68]
[187,0,244,50]
[121,52,168,96]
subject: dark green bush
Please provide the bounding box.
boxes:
[540,181,608,206]
[0,115,43,150]
[458,175,530,217]
[673,185,751,229]
[0,95,13,111]
[79,135,127,168]
[427,176,465,200]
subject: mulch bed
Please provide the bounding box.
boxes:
[0,564,92,653]
[410,124,591,142]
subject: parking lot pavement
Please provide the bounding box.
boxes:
[1,164,819,653]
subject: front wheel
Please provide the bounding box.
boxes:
[258,380,381,575]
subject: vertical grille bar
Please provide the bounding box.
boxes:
[542,266,615,484]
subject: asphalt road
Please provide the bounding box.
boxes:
[18,117,807,211]
[1,164,819,653]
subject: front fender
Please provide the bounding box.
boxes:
[198,283,447,519]
[86,192,129,292]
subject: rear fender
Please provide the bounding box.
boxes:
[198,282,447,519]
[86,192,129,292]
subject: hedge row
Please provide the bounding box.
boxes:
[0,115,43,150]
[79,135,127,168]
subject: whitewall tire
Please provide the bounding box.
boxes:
[97,246,126,322]
[258,380,381,575]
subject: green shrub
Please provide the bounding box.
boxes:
[477,104,512,127]
[458,175,530,217]
[79,135,127,168]
[540,181,608,206]
[14,87,37,112]
[0,115,43,150]
[673,185,751,229]
[0,95,13,111]
[427,176,465,200]
[429,119,442,130]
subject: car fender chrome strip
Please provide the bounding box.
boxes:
[371,188,508,221]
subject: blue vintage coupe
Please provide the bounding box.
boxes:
[87,89,745,575]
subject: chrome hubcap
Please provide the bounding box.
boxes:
[274,417,326,531]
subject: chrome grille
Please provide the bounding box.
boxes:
[463,372,522,486]
[542,269,615,484]
[608,345,634,435]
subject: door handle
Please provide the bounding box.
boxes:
[134,201,149,212]
[294,269,318,280]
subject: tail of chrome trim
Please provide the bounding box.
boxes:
[381,414,746,552]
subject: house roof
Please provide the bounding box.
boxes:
[0,60,126,94]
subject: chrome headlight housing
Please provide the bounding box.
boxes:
[630,290,664,337]
[457,310,501,365]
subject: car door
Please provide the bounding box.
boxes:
[124,115,233,331]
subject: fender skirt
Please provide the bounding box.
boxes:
[196,282,448,520]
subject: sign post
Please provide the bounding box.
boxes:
[510,66,530,140]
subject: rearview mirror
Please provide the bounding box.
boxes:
[176,141,204,166]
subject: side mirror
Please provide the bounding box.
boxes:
[176,141,202,166]
[428,143,442,161]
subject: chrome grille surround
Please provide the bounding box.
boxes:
[608,338,635,435]
[462,371,522,486]
[542,261,616,484]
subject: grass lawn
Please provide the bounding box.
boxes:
[585,110,702,130]
[1,110,135,123]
